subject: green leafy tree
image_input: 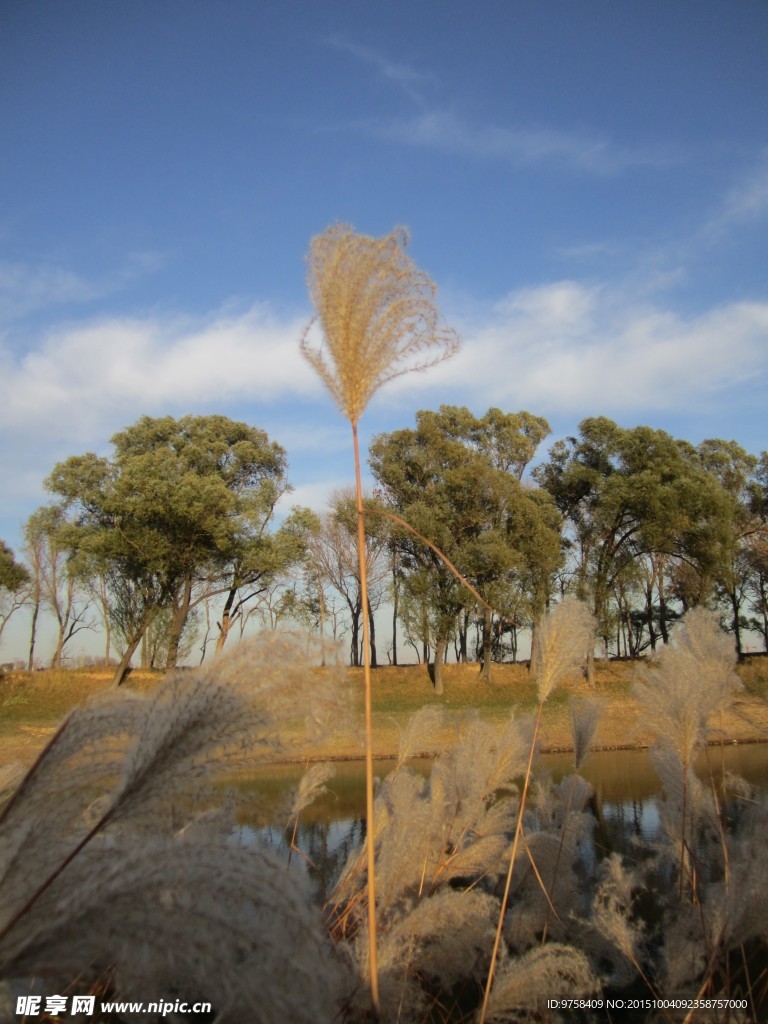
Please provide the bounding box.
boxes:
[45,414,291,684]
[0,541,29,652]
[534,418,734,655]
[744,451,768,651]
[698,438,761,658]
[370,406,561,692]
[213,505,316,653]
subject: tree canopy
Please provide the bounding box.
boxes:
[44,414,292,683]
[370,406,561,691]
[534,418,736,651]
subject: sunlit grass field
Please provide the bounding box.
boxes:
[1,654,766,767]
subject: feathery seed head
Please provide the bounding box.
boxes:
[301,224,459,423]
[535,598,596,704]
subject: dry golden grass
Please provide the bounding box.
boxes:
[1,656,767,768]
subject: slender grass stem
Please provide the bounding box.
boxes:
[478,701,543,1024]
[353,420,380,1016]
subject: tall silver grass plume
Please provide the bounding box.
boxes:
[504,776,596,952]
[396,705,447,768]
[535,598,596,703]
[716,793,768,949]
[352,889,498,1023]
[0,634,350,1020]
[588,853,644,987]
[632,608,741,767]
[569,697,604,770]
[483,944,598,1022]
[2,836,350,1023]
[289,762,336,820]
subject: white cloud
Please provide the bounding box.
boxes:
[2,279,767,556]
[0,304,319,440]
[390,281,768,416]
[0,262,103,320]
[0,301,326,549]
[276,479,349,516]
[725,150,768,221]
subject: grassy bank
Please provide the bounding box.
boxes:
[2,655,767,768]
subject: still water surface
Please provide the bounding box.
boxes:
[232,744,768,898]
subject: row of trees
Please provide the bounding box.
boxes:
[1,408,766,682]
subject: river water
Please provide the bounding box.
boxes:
[231,743,768,900]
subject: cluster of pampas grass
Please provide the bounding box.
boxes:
[327,703,604,1023]
[1,608,764,1023]
[0,634,351,1022]
[325,605,765,1023]
[629,611,767,1016]
[633,608,742,897]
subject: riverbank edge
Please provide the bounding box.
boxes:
[1,660,767,769]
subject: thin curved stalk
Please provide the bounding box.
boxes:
[478,702,543,1024]
[353,421,380,1016]
[363,507,495,616]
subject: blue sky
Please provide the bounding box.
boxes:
[1,0,767,657]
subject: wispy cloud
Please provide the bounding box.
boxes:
[367,109,679,175]
[0,252,169,321]
[704,147,768,236]
[0,262,104,320]
[327,36,675,175]
[325,35,433,103]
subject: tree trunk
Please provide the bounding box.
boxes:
[349,596,361,667]
[658,563,670,645]
[112,625,147,686]
[430,634,448,696]
[103,614,111,667]
[367,596,378,668]
[645,584,657,652]
[50,627,64,670]
[730,587,743,659]
[391,594,398,666]
[458,609,469,663]
[479,605,493,683]
[215,586,238,653]
[585,645,595,686]
[166,576,193,670]
[529,619,538,679]
[27,599,39,671]
[391,554,398,667]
